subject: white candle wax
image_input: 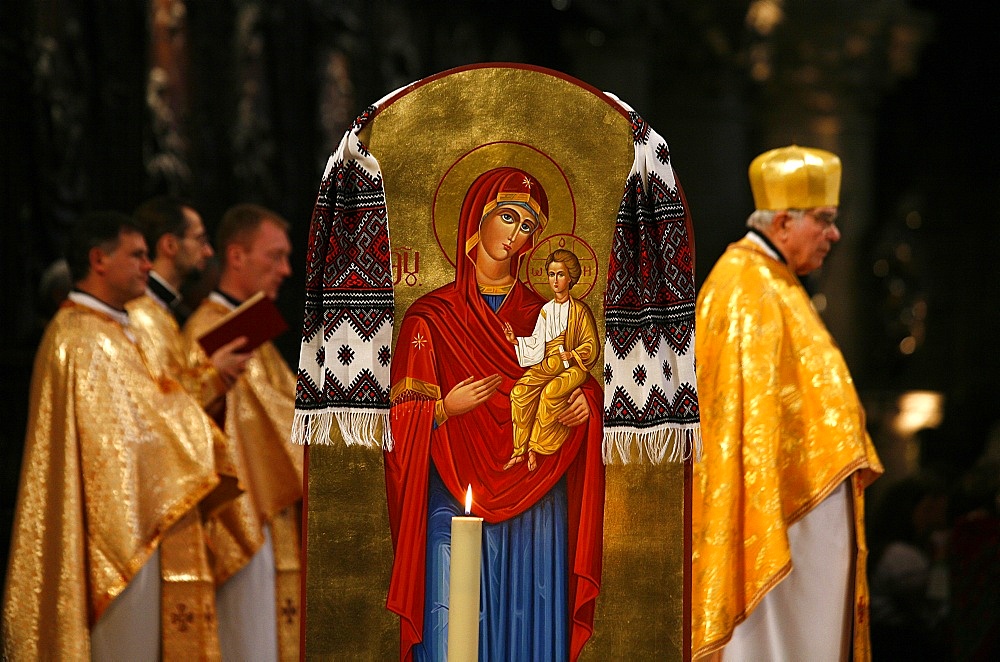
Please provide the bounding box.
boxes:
[448,487,483,661]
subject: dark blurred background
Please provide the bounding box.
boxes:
[2,1,997,657]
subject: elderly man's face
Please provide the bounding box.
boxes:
[781,206,841,275]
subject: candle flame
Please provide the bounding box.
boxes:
[464,484,473,515]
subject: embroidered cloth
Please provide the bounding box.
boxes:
[292,102,395,448]
[291,87,701,465]
[601,94,701,463]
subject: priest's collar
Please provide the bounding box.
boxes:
[211,289,243,309]
[147,270,182,309]
[746,229,786,264]
[68,290,131,328]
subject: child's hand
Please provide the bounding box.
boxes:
[502,322,516,344]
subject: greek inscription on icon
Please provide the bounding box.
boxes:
[393,246,420,286]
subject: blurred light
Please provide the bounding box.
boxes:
[746,0,784,36]
[706,27,730,57]
[811,292,827,312]
[586,28,605,47]
[889,23,924,77]
[895,243,912,262]
[893,390,944,437]
[812,115,841,138]
[905,210,922,229]
[551,0,571,10]
[812,91,837,113]
[751,60,772,82]
[749,43,772,82]
[899,336,917,355]
[873,259,889,277]
[844,34,870,59]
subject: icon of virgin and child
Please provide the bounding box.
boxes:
[385,166,607,661]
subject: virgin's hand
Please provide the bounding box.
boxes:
[443,374,503,417]
[557,387,590,427]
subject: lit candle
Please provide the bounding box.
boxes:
[448,484,483,661]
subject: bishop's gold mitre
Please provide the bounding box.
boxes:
[749,145,841,210]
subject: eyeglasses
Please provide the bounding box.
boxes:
[790,208,838,227]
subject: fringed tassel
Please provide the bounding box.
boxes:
[602,428,703,465]
[334,411,394,451]
[290,410,335,446]
[289,410,393,450]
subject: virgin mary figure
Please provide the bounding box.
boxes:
[385,166,607,661]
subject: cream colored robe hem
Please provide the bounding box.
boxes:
[722,482,854,662]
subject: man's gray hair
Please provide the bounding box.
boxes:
[746,208,804,231]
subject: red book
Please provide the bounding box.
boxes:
[196,291,289,355]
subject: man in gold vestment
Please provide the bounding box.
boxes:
[184,203,303,662]
[126,196,265,657]
[692,146,884,661]
[128,195,250,413]
[2,211,234,660]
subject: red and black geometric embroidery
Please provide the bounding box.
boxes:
[297,104,393,414]
[604,112,698,434]
[604,383,700,428]
[322,367,388,408]
[338,345,355,365]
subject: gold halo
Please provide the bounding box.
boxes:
[526,233,600,300]
[431,141,576,274]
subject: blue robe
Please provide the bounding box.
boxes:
[413,291,570,661]
[415,466,569,661]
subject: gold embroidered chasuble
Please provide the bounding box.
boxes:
[184,296,303,660]
[129,293,228,411]
[128,292,252,659]
[2,301,224,660]
[692,237,883,660]
[128,294,244,514]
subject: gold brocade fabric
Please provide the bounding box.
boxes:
[127,293,243,660]
[128,294,244,533]
[128,294,228,411]
[2,302,221,660]
[271,505,303,659]
[185,298,303,660]
[692,237,883,660]
[160,509,222,661]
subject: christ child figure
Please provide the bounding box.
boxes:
[502,248,600,471]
